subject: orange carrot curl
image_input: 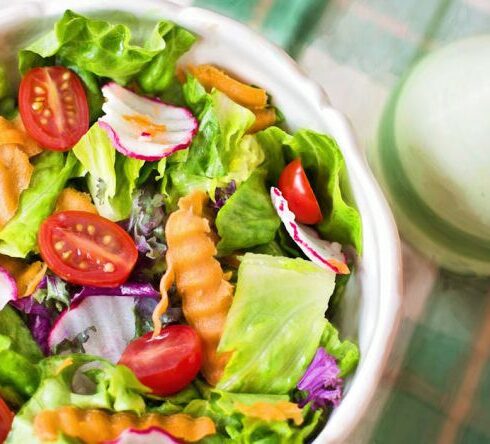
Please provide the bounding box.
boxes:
[155,190,234,386]
[34,406,216,443]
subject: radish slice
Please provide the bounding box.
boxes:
[271,187,350,274]
[105,427,181,444]
[99,83,198,161]
[0,267,17,310]
[48,296,136,363]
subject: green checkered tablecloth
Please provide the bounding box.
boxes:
[186,1,490,443]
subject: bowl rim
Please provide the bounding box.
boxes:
[1,1,403,442]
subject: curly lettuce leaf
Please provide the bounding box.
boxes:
[73,123,144,221]
[286,129,362,252]
[138,22,196,94]
[0,152,78,257]
[20,11,165,83]
[163,76,257,208]
[6,355,149,443]
[217,254,335,394]
[216,171,280,254]
[320,321,360,378]
[184,390,322,443]
[0,306,42,405]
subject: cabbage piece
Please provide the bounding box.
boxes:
[217,253,335,394]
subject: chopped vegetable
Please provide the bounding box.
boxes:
[157,191,233,386]
[248,108,277,134]
[0,145,33,229]
[48,296,137,362]
[0,397,13,443]
[19,67,89,150]
[296,348,342,410]
[99,83,198,161]
[106,427,181,444]
[271,187,349,274]
[0,116,42,158]
[33,407,215,443]
[189,64,267,109]
[218,254,335,394]
[39,211,138,287]
[278,159,322,225]
[235,401,303,426]
[0,268,17,311]
[54,188,97,214]
[71,283,159,305]
[119,326,202,396]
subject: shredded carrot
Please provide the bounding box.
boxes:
[0,116,42,158]
[54,188,97,214]
[155,191,234,385]
[189,64,268,109]
[0,255,47,297]
[248,108,277,134]
[0,144,33,229]
[235,401,304,426]
[33,407,216,443]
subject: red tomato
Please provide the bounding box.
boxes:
[0,397,13,442]
[38,211,138,287]
[119,326,202,396]
[19,66,89,151]
[278,159,323,225]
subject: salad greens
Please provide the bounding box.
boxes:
[218,254,335,393]
[0,152,78,257]
[0,9,363,444]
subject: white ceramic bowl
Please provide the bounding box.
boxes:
[0,1,403,442]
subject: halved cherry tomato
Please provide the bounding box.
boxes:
[278,159,322,224]
[38,211,138,287]
[19,66,89,151]
[0,397,13,442]
[119,326,202,396]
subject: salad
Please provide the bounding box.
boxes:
[0,10,362,444]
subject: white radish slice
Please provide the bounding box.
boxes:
[99,82,198,161]
[0,267,17,310]
[271,187,350,274]
[48,296,136,363]
[105,427,181,444]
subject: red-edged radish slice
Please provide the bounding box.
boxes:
[98,83,198,161]
[0,267,18,310]
[104,427,181,444]
[48,296,136,362]
[271,187,350,274]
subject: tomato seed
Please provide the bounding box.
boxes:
[75,224,83,232]
[54,241,65,251]
[32,102,43,111]
[87,225,95,235]
[62,72,71,81]
[79,262,88,270]
[102,235,112,245]
[34,86,45,95]
[103,263,115,272]
[62,251,72,260]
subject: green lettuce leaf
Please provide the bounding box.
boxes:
[163,76,257,207]
[20,11,166,84]
[216,171,280,254]
[7,355,149,443]
[286,129,362,252]
[217,254,335,394]
[73,123,144,221]
[0,306,42,406]
[0,66,16,119]
[320,321,360,378]
[0,151,78,257]
[138,22,196,94]
[184,389,322,443]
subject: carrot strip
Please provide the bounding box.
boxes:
[0,116,42,158]
[248,108,277,134]
[189,64,267,109]
[54,188,97,214]
[0,255,46,297]
[33,407,216,443]
[155,190,233,385]
[235,401,304,426]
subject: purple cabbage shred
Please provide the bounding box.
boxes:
[297,348,343,410]
[213,180,236,210]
